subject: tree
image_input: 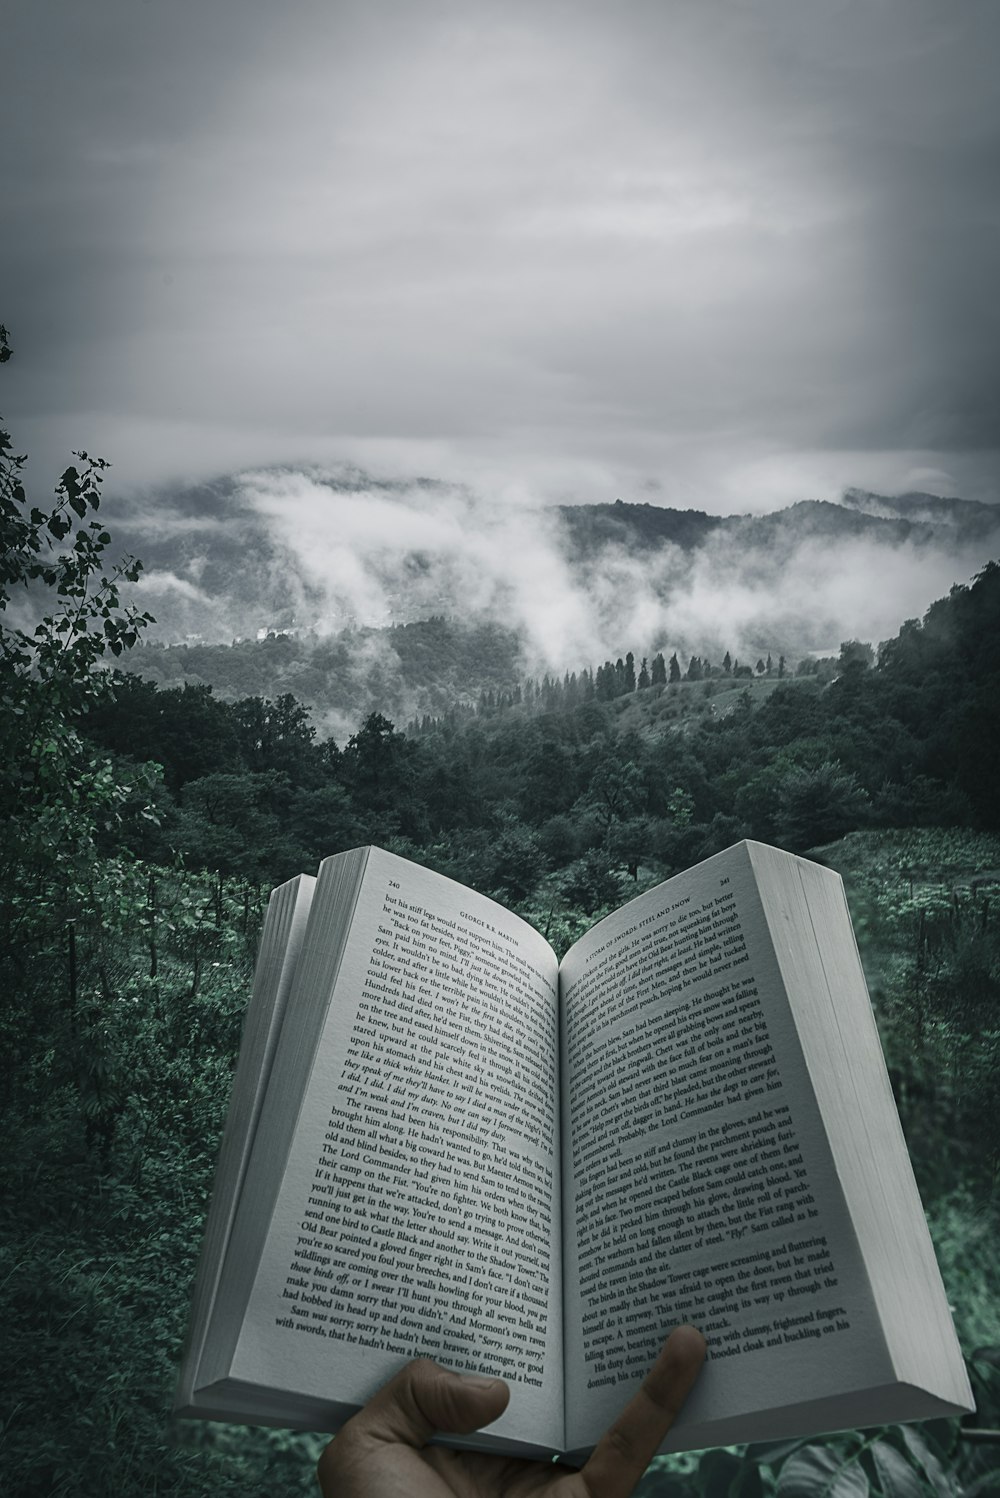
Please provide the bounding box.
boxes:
[839,639,875,673]
[722,651,732,675]
[1,350,153,744]
[286,781,360,860]
[0,326,159,1132]
[231,693,317,777]
[520,739,579,821]
[607,815,655,878]
[624,651,636,692]
[177,770,302,881]
[477,814,544,902]
[82,676,243,791]
[1,326,157,839]
[559,849,624,915]
[774,760,870,851]
[668,652,681,684]
[651,652,667,688]
[637,656,650,690]
[580,756,644,845]
[342,711,422,836]
[667,787,695,828]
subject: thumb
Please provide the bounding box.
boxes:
[353,1358,511,1447]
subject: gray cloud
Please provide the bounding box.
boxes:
[3,0,999,509]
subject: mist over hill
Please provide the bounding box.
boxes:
[100,467,999,733]
[110,467,999,652]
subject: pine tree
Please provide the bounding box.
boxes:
[651,652,667,687]
[669,653,681,684]
[722,651,732,674]
[638,656,650,690]
[624,651,636,692]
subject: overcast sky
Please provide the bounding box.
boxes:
[4,0,1000,510]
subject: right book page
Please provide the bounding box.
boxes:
[746,843,972,1416]
[558,841,951,1457]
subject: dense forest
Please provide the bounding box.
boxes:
[3,334,1000,1496]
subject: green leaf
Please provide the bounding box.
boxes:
[897,1429,954,1498]
[918,1421,957,1460]
[963,1470,1000,1498]
[870,1440,929,1498]
[777,1447,868,1498]
[698,1449,745,1497]
[732,1465,766,1498]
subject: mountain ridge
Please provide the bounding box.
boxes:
[99,468,1000,651]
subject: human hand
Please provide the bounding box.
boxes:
[317,1324,705,1497]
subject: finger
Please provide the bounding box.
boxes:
[346,1358,511,1448]
[580,1326,706,1498]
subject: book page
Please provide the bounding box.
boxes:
[750,845,972,1416]
[559,844,888,1453]
[231,850,564,1453]
[177,874,315,1411]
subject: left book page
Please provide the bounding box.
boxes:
[185,848,565,1458]
[176,872,316,1414]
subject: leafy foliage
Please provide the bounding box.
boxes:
[639,1419,985,1496]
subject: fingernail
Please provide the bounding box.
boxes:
[457,1374,504,1390]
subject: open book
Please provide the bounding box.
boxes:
[175,841,973,1461]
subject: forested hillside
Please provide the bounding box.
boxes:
[124,616,529,736]
[74,561,1000,906]
[3,341,1000,1496]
